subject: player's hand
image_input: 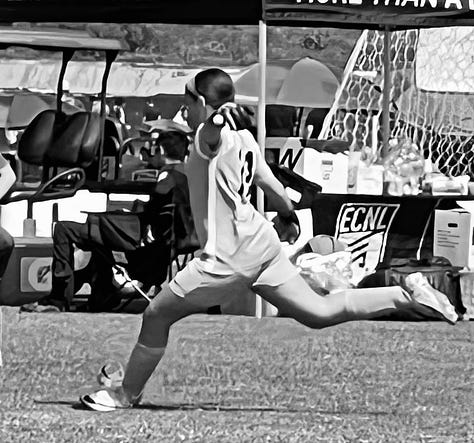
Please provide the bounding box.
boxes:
[215,103,256,131]
[272,211,301,244]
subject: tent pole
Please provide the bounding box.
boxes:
[382,27,392,158]
[257,20,267,208]
[255,19,267,319]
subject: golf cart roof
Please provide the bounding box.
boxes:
[0,27,127,51]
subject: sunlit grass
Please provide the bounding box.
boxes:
[0,307,473,442]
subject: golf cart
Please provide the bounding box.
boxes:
[0,27,128,305]
[0,27,128,215]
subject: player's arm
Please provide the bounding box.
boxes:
[197,104,256,159]
[197,114,225,158]
[253,148,300,244]
[0,154,16,200]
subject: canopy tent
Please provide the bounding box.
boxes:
[263,0,474,30]
[0,0,261,24]
[2,0,474,28]
[0,26,126,51]
[234,57,339,108]
[0,93,82,129]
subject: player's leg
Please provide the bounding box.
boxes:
[119,268,247,402]
[254,244,457,328]
[80,284,207,411]
[255,272,417,329]
[122,284,206,397]
[255,258,457,329]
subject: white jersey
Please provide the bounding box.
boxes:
[185,125,281,274]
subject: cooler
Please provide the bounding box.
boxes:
[0,237,53,306]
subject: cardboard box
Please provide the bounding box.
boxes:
[266,137,348,194]
[433,208,474,268]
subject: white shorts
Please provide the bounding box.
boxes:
[168,249,299,308]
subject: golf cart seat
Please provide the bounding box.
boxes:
[2,108,101,203]
[0,110,105,238]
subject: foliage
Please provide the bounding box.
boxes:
[7,23,360,79]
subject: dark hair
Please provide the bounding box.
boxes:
[194,68,235,109]
[160,131,190,161]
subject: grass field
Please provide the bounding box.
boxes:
[0,307,473,443]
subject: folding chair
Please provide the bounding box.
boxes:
[108,202,199,311]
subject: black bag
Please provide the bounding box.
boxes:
[86,211,143,252]
[359,256,465,320]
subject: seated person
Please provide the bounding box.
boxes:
[119,119,192,179]
[0,153,16,283]
[22,130,197,312]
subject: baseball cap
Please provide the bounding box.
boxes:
[138,118,193,135]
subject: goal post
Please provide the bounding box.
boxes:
[320,27,474,179]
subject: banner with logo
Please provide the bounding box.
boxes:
[310,194,465,283]
[335,203,399,283]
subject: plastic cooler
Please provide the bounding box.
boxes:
[459,270,474,320]
[0,236,53,306]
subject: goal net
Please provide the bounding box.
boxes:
[320,27,474,179]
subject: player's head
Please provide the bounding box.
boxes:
[183,68,235,129]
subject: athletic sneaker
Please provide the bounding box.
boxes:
[405,272,458,325]
[81,362,142,412]
[80,387,138,412]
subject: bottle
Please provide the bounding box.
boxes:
[347,139,361,194]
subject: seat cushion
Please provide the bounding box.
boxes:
[19,110,102,168]
[17,109,56,165]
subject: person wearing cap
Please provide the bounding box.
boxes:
[80,68,459,412]
[22,129,195,313]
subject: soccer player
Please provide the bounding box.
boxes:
[80,68,458,411]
